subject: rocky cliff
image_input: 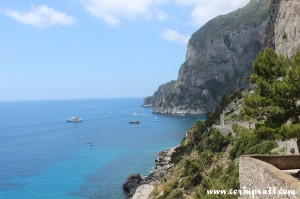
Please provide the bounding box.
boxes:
[132,1,300,198]
[264,0,300,58]
[142,80,176,107]
[149,0,271,114]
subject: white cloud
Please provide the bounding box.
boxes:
[154,9,168,21]
[176,0,250,26]
[160,28,189,44]
[3,5,76,27]
[79,0,250,28]
[80,0,168,26]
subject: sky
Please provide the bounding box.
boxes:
[0,0,250,101]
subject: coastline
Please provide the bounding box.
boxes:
[123,147,176,199]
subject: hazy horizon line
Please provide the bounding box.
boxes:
[0,96,146,102]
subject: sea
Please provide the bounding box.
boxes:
[0,98,204,199]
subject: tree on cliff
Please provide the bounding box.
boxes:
[243,48,300,149]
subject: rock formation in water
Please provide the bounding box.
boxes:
[142,81,176,107]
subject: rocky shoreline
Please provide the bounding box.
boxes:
[122,147,175,199]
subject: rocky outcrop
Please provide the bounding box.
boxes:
[123,174,144,198]
[131,184,154,199]
[123,148,175,199]
[264,0,281,49]
[149,0,271,114]
[265,0,300,58]
[141,96,153,107]
[144,148,174,183]
[144,81,176,108]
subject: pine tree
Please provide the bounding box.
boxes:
[244,48,300,149]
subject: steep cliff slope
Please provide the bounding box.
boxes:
[142,81,176,107]
[151,0,271,114]
[264,0,300,57]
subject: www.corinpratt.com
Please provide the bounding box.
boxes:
[207,187,297,197]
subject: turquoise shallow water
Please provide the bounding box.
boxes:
[0,98,204,199]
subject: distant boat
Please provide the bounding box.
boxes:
[86,141,92,146]
[153,117,159,122]
[67,116,83,123]
[132,112,138,116]
[129,121,140,124]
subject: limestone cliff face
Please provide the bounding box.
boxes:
[263,0,281,49]
[142,96,154,107]
[265,0,300,57]
[143,81,176,107]
[152,0,271,114]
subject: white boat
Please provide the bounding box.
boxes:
[153,117,159,122]
[132,112,138,116]
[67,116,83,123]
[129,120,140,124]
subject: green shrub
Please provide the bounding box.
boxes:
[254,126,277,140]
[271,147,285,155]
[245,140,277,155]
[230,126,258,159]
[192,120,207,134]
[200,149,214,166]
[230,124,278,159]
[163,181,178,197]
[191,173,203,186]
[171,144,193,164]
[283,32,287,40]
[180,176,193,190]
[163,185,172,197]
[210,165,223,179]
[167,189,183,199]
[290,148,295,154]
[206,129,230,153]
[222,162,239,190]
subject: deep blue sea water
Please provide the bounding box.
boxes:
[0,98,204,199]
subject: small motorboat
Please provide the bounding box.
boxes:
[153,117,159,122]
[67,116,83,123]
[129,121,140,124]
[86,141,92,146]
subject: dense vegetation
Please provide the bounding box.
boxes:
[153,106,277,198]
[151,48,300,198]
[244,48,300,148]
[152,121,238,199]
[205,91,243,127]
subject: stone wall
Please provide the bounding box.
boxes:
[249,155,300,169]
[239,155,300,198]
